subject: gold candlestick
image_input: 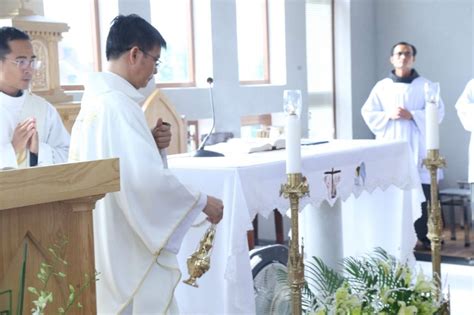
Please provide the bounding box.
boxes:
[183,224,216,287]
[423,149,446,298]
[280,173,309,315]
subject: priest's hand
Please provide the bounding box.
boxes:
[389,107,413,120]
[12,118,36,154]
[152,118,172,149]
[203,196,224,224]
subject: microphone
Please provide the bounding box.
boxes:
[194,77,224,157]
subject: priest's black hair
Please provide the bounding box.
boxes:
[106,14,167,61]
[0,27,30,59]
[391,41,417,57]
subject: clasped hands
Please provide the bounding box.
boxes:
[12,117,38,154]
[389,106,413,120]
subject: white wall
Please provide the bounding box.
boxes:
[334,0,377,139]
[339,0,474,188]
[111,0,474,240]
[162,0,309,138]
[106,0,308,138]
[374,0,473,188]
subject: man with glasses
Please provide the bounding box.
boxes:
[0,26,69,169]
[361,41,445,251]
[69,14,224,314]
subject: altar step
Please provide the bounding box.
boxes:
[414,226,474,266]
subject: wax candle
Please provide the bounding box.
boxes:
[425,101,439,150]
[286,113,301,173]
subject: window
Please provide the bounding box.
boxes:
[236,0,270,84]
[306,0,335,139]
[150,0,195,87]
[43,0,101,89]
[306,0,333,93]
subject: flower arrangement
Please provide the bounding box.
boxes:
[288,248,448,315]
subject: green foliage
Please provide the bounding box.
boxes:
[27,236,99,315]
[281,248,447,315]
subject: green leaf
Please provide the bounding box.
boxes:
[46,291,53,302]
[28,286,39,296]
[68,291,75,304]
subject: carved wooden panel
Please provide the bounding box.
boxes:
[142,89,188,154]
[0,200,97,314]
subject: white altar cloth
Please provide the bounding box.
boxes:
[168,139,423,314]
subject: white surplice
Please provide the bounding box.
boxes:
[0,91,69,169]
[455,79,474,182]
[69,72,205,314]
[361,76,445,184]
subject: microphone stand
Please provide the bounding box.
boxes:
[194,78,224,157]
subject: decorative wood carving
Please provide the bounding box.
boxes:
[0,15,72,103]
[0,159,120,314]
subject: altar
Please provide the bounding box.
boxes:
[168,139,424,314]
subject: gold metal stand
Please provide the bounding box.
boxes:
[182,224,216,287]
[280,173,309,315]
[423,149,446,297]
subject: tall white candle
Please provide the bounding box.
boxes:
[425,102,439,149]
[286,113,301,173]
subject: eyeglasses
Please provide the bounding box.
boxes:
[3,57,41,70]
[139,49,162,68]
[394,51,413,58]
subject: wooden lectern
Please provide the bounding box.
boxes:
[0,159,120,314]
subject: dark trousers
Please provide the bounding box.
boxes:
[414,184,431,242]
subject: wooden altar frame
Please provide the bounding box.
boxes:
[0,159,120,314]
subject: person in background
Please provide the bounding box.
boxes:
[361,41,445,250]
[0,26,69,169]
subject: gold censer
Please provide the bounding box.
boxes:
[183,224,216,287]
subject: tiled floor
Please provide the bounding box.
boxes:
[417,261,474,314]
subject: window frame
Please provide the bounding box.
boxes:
[155,0,196,88]
[53,0,102,91]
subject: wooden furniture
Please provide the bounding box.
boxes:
[240,113,273,138]
[55,102,81,134]
[440,181,472,246]
[0,159,120,314]
[142,89,187,154]
[240,113,272,127]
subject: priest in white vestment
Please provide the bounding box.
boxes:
[0,27,69,169]
[455,80,474,182]
[361,42,444,250]
[69,14,224,314]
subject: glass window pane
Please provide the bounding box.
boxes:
[306,0,335,139]
[150,0,194,85]
[306,1,333,93]
[236,0,269,83]
[43,0,97,86]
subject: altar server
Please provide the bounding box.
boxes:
[361,42,444,250]
[0,26,69,169]
[69,14,223,314]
